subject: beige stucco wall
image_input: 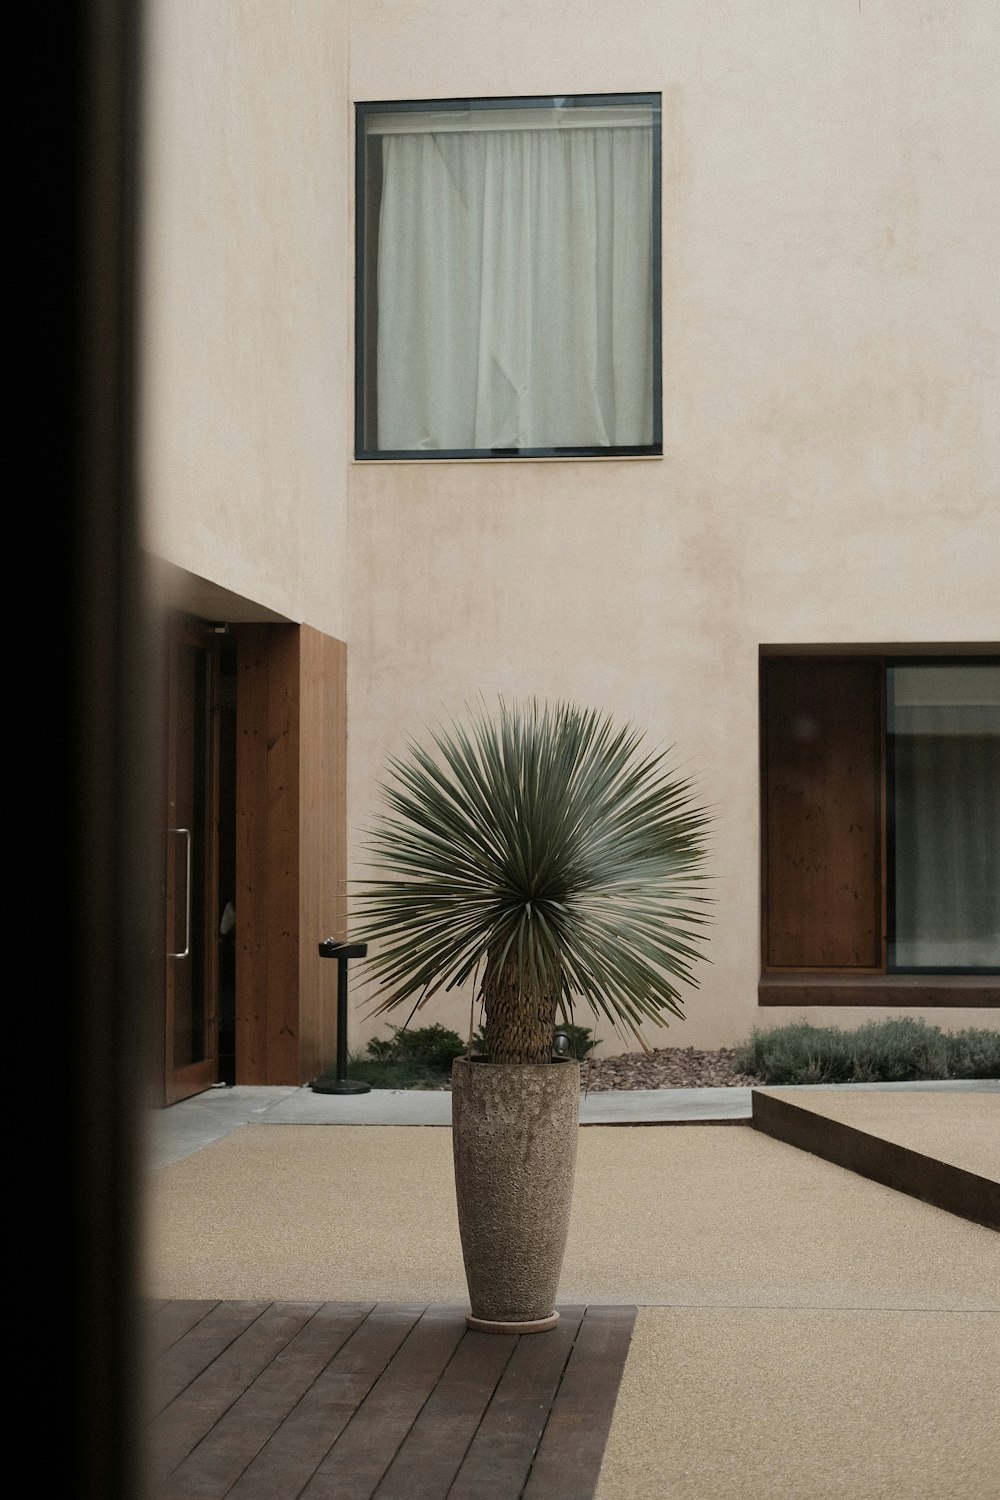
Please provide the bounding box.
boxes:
[140,0,350,637]
[345,0,1000,1051]
[134,1,997,1055]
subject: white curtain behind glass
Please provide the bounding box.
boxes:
[375,125,653,451]
[892,668,1000,970]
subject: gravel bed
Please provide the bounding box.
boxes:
[577,1046,761,1091]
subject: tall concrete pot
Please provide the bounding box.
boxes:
[451,1056,580,1333]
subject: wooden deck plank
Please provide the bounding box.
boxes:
[151,1302,324,1483]
[367,1327,519,1499]
[446,1307,586,1500]
[148,1300,222,1361]
[521,1306,636,1500]
[300,1305,469,1500]
[151,1302,273,1418]
[147,1303,636,1500]
[222,1303,426,1500]
[157,1303,375,1500]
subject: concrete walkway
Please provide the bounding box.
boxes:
[146,1081,1000,1498]
[148,1081,757,1167]
[147,1076,998,1168]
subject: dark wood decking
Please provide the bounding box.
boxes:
[147,1301,636,1500]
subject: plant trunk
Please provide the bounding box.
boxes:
[481,947,557,1063]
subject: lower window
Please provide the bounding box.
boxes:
[760,655,999,995]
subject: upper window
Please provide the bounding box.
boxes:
[760,655,999,991]
[355,94,662,459]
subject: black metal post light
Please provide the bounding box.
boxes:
[311,939,371,1094]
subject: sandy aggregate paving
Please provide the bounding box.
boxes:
[144,1124,1000,1308]
[594,1305,1000,1500]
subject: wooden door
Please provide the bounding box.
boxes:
[165,618,221,1103]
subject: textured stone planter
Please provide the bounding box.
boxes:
[451,1055,580,1333]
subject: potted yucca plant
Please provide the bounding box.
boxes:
[353,699,712,1332]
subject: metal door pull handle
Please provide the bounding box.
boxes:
[168,827,192,958]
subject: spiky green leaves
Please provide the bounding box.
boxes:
[353,699,713,1048]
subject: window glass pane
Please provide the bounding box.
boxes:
[356,95,660,457]
[889,664,1000,971]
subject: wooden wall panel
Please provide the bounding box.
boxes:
[298,627,348,1082]
[236,625,299,1083]
[763,658,883,969]
[235,623,348,1085]
[264,627,301,1082]
[235,625,271,1083]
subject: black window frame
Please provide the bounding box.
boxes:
[354,92,663,462]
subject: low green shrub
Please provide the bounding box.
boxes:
[312,1023,467,1091]
[736,1018,1000,1086]
[846,1018,948,1082]
[736,1023,855,1084]
[365,1023,466,1073]
[317,1018,603,1090]
[340,1052,451,1090]
[947,1027,1000,1079]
